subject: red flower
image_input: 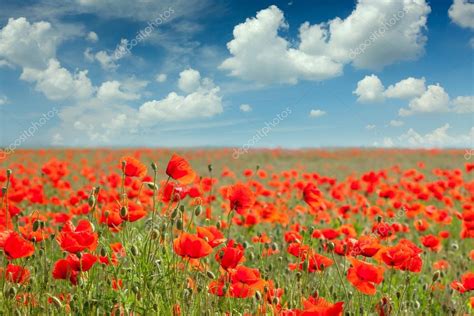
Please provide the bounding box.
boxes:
[420,234,441,252]
[347,257,384,295]
[2,232,34,260]
[229,266,266,298]
[226,183,255,215]
[52,253,97,285]
[300,295,344,316]
[215,240,244,270]
[303,183,326,211]
[121,156,147,178]
[57,220,98,253]
[3,264,30,284]
[173,232,213,259]
[166,153,197,185]
[451,272,474,293]
[380,239,422,272]
[196,226,226,248]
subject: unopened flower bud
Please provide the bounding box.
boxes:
[194,205,203,216]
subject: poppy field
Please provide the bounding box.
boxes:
[0,148,473,315]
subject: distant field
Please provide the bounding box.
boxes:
[0,148,472,315]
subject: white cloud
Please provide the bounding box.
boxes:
[20,59,94,101]
[355,75,473,116]
[138,69,223,123]
[0,95,8,105]
[96,81,140,101]
[240,104,252,112]
[384,77,426,100]
[382,137,394,147]
[309,109,326,117]
[94,50,118,71]
[353,74,385,103]
[221,1,430,85]
[366,124,376,130]
[220,5,343,85]
[389,120,404,127]
[452,96,474,113]
[156,73,167,83]
[0,17,62,69]
[86,31,99,42]
[399,84,450,116]
[178,68,201,93]
[398,124,473,147]
[449,0,474,30]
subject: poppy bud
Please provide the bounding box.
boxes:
[145,182,158,190]
[6,169,12,177]
[376,215,382,223]
[450,243,458,250]
[327,242,335,251]
[271,243,278,251]
[88,194,96,207]
[33,220,40,232]
[151,162,158,171]
[100,248,107,257]
[130,245,139,256]
[95,186,101,195]
[176,219,183,230]
[216,221,221,229]
[255,290,262,301]
[249,251,255,260]
[208,164,212,172]
[6,287,16,298]
[272,297,279,305]
[1,187,6,195]
[150,229,159,240]
[194,205,203,217]
[302,260,309,272]
[171,208,179,219]
[120,206,128,217]
[179,205,185,213]
[121,160,126,170]
[206,271,215,279]
[432,270,441,282]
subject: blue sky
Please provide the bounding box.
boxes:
[0,0,473,149]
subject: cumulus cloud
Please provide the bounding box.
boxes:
[96,81,141,101]
[178,68,201,93]
[221,1,430,85]
[86,31,99,42]
[366,124,376,130]
[449,0,474,30]
[384,77,426,99]
[398,124,473,147]
[156,73,167,83]
[0,95,8,105]
[240,104,252,112]
[309,109,326,118]
[353,75,385,103]
[138,69,223,123]
[20,59,94,100]
[354,74,474,116]
[399,84,450,116]
[0,17,62,69]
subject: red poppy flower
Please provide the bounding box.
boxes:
[57,220,98,253]
[226,183,255,215]
[347,257,384,295]
[303,183,327,211]
[173,232,213,259]
[420,234,441,252]
[3,264,30,284]
[380,239,422,272]
[215,240,245,270]
[300,295,344,316]
[196,226,226,248]
[166,153,197,185]
[121,156,147,178]
[52,253,97,285]
[2,232,35,260]
[229,266,266,298]
[451,272,474,293]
